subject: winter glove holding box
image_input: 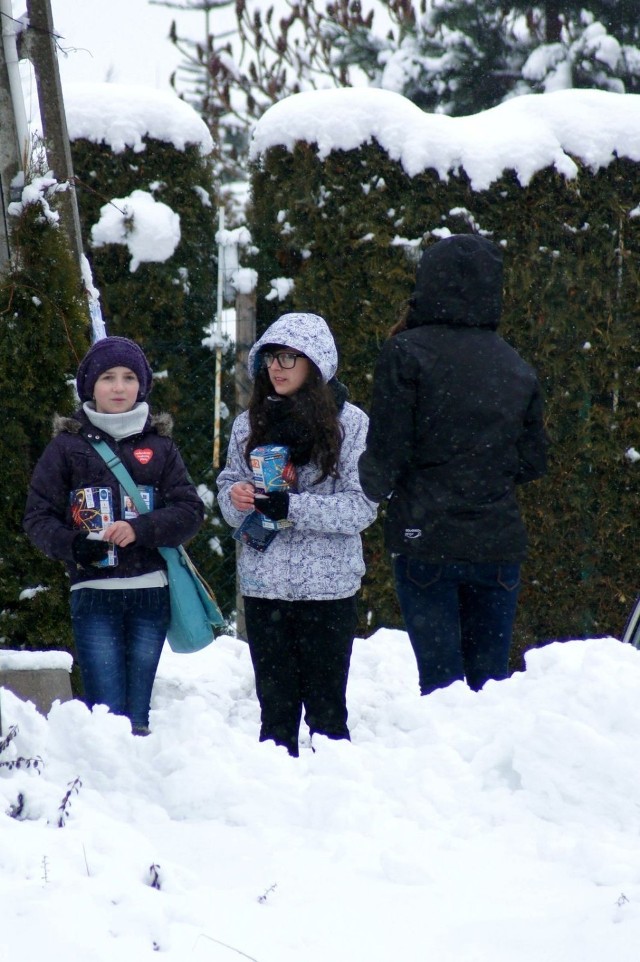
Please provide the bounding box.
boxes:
[254,490,290,521]
[72,533,111,567]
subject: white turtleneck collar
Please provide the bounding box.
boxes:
[83,401,150,441]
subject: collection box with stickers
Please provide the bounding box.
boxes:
[70,486,118,566]
[234,445,297,551]
[250,445,297,530]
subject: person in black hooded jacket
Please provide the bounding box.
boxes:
[358,234,548,695]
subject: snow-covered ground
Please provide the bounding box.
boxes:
[2,628,640,962]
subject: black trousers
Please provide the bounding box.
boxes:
[243,595,358,757]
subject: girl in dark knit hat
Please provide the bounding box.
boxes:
[24,337,204,734]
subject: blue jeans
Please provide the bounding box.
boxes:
[393,556,520,695]
[70,587,170,730]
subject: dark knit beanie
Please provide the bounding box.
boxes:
[76,337,153,402]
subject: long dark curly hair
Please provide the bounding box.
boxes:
[245,357,343,484]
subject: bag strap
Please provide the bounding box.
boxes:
[89,439,150,516]
[88,439,214,592]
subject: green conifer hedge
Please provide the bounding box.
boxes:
[247,139,640,665]
[0,195,89,653]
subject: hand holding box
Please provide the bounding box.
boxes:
[250,445,297,531]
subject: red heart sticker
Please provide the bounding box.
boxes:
[133,448,153,464]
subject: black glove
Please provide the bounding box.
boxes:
[72,534,111,567]
[255,490,290,521]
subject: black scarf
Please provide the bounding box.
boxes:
[259,378,348,466]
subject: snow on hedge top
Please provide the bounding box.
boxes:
[250,87,640,191]
[64,83,213,156]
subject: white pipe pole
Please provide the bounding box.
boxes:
[0,0,30,168]
[212,208,225,469]
[216,207,224,337]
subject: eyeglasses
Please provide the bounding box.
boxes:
[262,351,305,369]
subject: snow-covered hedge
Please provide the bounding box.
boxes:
[248,87,640,656]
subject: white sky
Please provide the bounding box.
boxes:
[49,0,188,90]
[3,630,640,961]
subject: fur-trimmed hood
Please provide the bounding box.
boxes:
[52,410,174,438]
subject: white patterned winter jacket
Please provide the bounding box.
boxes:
[216,312,378,600]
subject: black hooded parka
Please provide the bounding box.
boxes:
[358,234,548,563]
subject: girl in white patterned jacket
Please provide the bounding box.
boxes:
[216,312,377,756]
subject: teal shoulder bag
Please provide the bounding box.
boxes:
[90,439,224,653]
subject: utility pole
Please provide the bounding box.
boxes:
[0,0,26,273]
[24,0,85,277]
[0,35,18,272]
[1,0,87,297]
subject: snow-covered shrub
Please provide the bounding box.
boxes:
[247,90,640,657]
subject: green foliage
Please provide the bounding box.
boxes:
[160,1,640,187]
[398,1,640,115]
[71,137,238,625]
[248,138,640,661]
[0,196,90,654]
